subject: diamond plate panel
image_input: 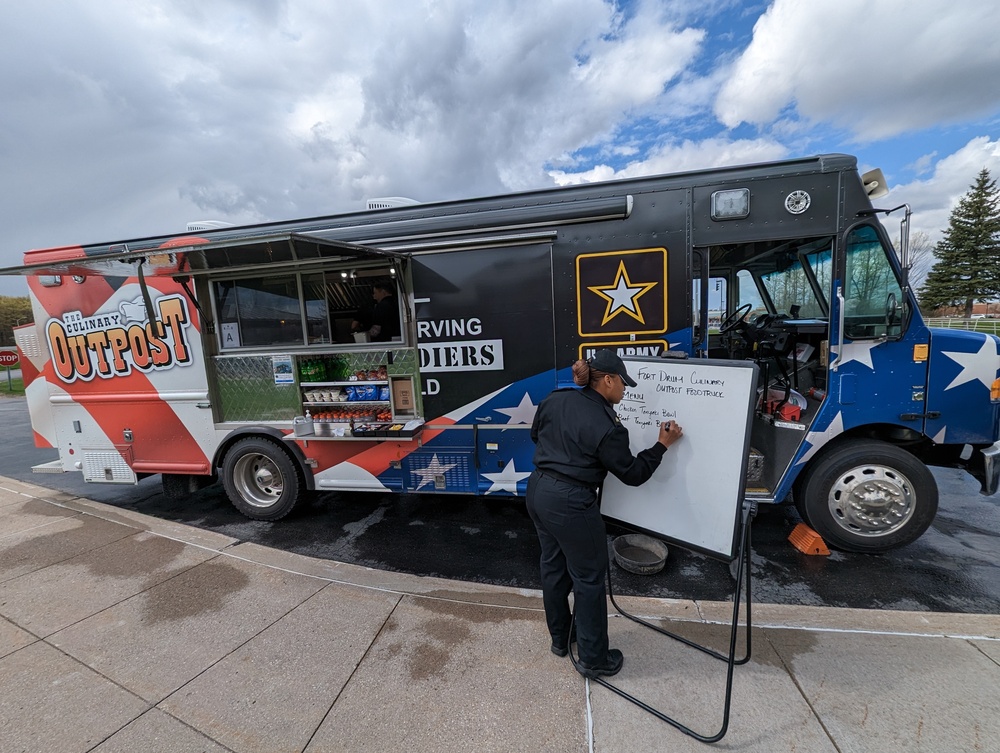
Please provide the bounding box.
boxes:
[389,348,417,376]
[328,348,422,417]
[82,450,136,483]
[214,355,300,422]
[344,349,415,376]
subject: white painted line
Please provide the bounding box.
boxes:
[585,679,595,753]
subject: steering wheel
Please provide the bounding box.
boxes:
[719,303,753,333]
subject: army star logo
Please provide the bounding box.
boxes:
[587,261,657,326]
[575,247,667,337]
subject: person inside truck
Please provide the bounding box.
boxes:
[527,349,683,679]
[365,280,401,342]
[349,303,373,340]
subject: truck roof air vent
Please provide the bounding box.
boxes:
[186,220,235,232]
[365,197,420,210]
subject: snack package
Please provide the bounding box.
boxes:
[356,385,378,401]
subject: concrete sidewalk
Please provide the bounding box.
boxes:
[0,476,997,753]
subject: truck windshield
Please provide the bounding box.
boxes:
[757,238,832,318]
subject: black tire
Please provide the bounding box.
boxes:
[797,440,937,553]
[221,437,303,521]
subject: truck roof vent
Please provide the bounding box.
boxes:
[186,220,236,232]
[365,197,420,210]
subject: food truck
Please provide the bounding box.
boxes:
[5,153,1000,552]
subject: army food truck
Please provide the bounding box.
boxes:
[5,153,999,552]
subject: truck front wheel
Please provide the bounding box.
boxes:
[221,437,303,521]
[797,440,937,553]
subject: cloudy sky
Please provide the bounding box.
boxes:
[2,0,999,295]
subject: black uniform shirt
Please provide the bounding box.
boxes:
[531,386,666,487]
[371,294,401,342]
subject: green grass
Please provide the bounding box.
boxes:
[0,375,25,396]
[972,321,1000,335]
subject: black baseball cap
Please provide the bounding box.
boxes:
[589,349,637,387]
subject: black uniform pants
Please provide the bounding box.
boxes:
[526,471,609,665]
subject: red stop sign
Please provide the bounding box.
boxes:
[0,350,19,367]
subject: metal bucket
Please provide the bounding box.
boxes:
[612,534,668,575]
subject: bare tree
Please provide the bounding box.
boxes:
[891,230,935,291]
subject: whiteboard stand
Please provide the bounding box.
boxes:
[569,499,757,744]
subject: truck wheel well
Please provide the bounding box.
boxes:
[829,423,928,456]
[213,428,314,491]
[792,423,929,498]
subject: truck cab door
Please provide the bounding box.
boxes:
[828,224,929,441]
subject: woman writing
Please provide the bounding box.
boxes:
[527,350,683,678]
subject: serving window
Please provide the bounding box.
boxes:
[215,274,304,348]
[213,266,404,351]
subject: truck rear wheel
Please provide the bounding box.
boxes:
[797,440,937,553]
[221,437,303,521]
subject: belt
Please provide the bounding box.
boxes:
[538,469,596,490]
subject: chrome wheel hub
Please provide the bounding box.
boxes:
[233,454,284,508]
[828,464,915,537]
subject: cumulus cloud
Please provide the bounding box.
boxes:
[891,137,1000,243]
[715,0,1000,141]
[549,136,788,184]
[0,0,705,291]
[0,0,998,301]
[343,0,704,197]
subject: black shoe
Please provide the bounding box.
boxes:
[550,625,577,657]
[576,649,624,679]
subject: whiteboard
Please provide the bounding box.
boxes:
[601,357,758,560]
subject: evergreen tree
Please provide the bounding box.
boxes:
[919,168,1000,317]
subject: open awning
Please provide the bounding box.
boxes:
[0,233,408,279]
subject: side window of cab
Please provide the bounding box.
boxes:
[843,225,905,340]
